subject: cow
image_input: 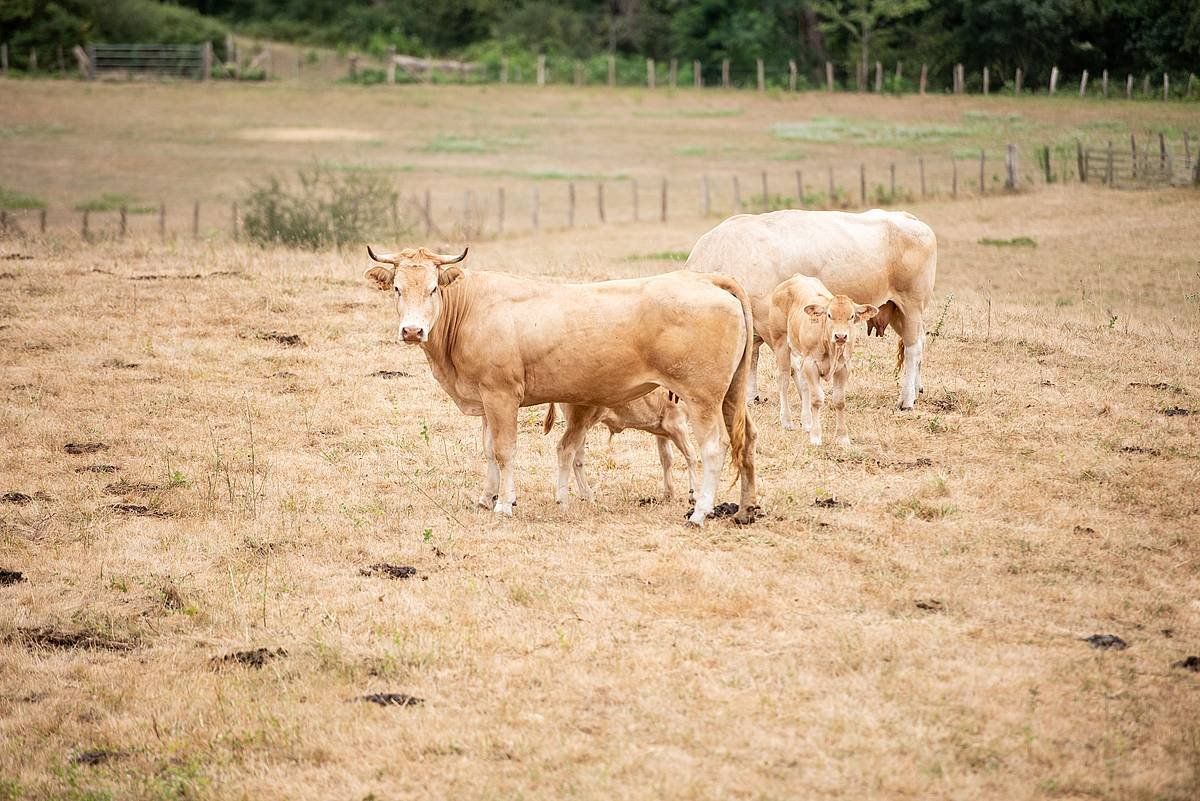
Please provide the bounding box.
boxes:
[542,388,698,504]
[766,275,877,446]
[685,209,937,410]
[362,246,757,526]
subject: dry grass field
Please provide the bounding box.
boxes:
[2,80,1200,801]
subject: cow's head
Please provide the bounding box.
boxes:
[803,295,879,347]
[364,245,468,344]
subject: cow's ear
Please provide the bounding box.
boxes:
[802,303,825,320]
[855,304,879,321]
[438,266,463,287]
[365,266,395,291]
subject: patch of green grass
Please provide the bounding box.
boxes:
[421,134,528,154]
[979,236,1037,247]
[0,123,69,139]
[319,162,417,174]
[0,185,46,210]
[773,116,970,146]
[626,250,689,262]
[74,193,157,214]
[890,497,956,521]
[674,145,708,157]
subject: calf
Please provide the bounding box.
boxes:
[543,388,698,503]
[767,275,877,446]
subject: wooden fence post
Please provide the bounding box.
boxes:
[1142,74,1149,96]
[201,41,212,81]
[889,163,896,197]
[694,60,702,88]
[532,186,540,230]
[1126,74,1133,98]
[1101,69,1108,97]
[669,59,677,89]
[632,179,639,221]
[1049,66,1058,94]
[788,60,797,92]
[1184,132,1192,173]
[1015,67,1022,94]
[497,187,505,234]
[192,201,199,239]
[500,57,508,84]
[732,175,742,212]
[660,178,668,222]
[1,43,7,76]
[983,66,989,96]
[1079,70,1088,97]
[826,61,834,92]
[423,190,432,235]
[951,160,958,197]
[1106,141,1114,185]
[756,58,765,92]
[81,209,89,241]
[1042,145,1052,183]
[957,63,965,94]
[875,61,882,92]
[702,175,711,216]
[895,61,903,88]
[919,157,926,197]
[1005,144,1017,189]
[537,54,546,86]
[1076,141,1086,183]
[158,203,165,241]
[574,60,584,87]
[1159,131,1167,172]
[827,167,835,203]
[859,164,866,205]
[39,208,46,234]
[231,201,238,240]
[979,150,986,193]
[348,54,358,81]
[29,48,37,73]
[567,182,575,227]
[761,171,768,205]
[607,55,615,87]
[597,182,605,223]
[118,205,127,238]
[1163,73,1169,101]
[387,46,396,84]
[1130,133,1138,178]
[795,170,804,203]
[646,58,655,89]
[722,59,731,89]
[919,64,927,95]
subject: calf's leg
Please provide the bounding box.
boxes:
[655,436,676,501]
[803,359,825,446]
[664,420,698,501]
[555,405,597,508]
[776,343,795,430]
[831,365,851,447]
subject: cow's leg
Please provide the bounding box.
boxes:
[555,405,594,508]
[803,359,825,446]
[655,436,676,501]
[746,337,764,404]
[477,416,500,509]
[793,352,813,431]
[831,365,851,447]
[686,409,724,526]
[482,395,520,516]
[665,422,699,502]
[776,343,795,430]
[897,314,925,410]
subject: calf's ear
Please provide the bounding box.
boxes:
[855,304,879,321]
[365,266,395,291]
[437,266,464,287]
[802,303,826,320]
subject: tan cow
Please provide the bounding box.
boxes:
[363,246,756,526]
[542,388,698,504]
[767,275,877,446]
[686,209,937,410]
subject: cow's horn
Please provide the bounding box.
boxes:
[432,247,468,266]
[366,245,398,264]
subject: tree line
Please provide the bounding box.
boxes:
[3,0,1198,86]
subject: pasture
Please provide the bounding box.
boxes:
[2,80,1200,800]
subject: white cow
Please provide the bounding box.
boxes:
[686,209,937,410]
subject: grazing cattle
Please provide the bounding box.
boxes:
[542,388,698,504]
[685,209,937,409]
[767,275,877,446]
[363,246,756,526]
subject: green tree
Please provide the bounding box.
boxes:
[814,0,929,85]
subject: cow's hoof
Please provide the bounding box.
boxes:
[493,501,514,516]
[476,493,498,509]
[898,402,914,411]
[836,436,851,447]
[780,420,795,431]
[809,437,822,447]
[686,510,707,527]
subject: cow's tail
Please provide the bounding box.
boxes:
[542,403,557,435]
[706,274,756,485]
[894,337,905,378]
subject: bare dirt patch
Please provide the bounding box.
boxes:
[236,127,380,143]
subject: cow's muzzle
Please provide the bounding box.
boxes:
[401,326,425,343]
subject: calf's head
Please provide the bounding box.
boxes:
[364,246,468,344]
[803,295,879,347]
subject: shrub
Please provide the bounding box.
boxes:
[241,165,399,250]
